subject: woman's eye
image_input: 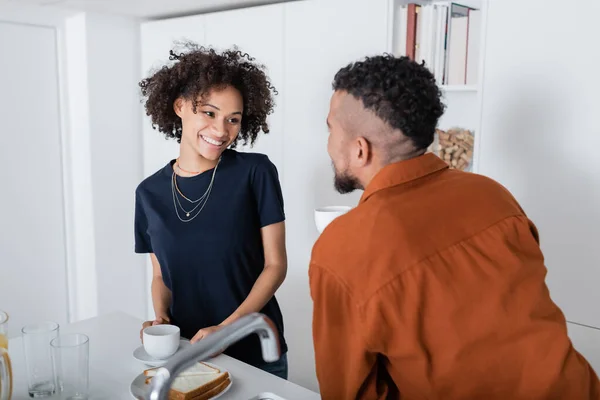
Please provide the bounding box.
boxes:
[203,111,215,117]
[228,118,240,124]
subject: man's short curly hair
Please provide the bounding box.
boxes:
[139,42,277,147]
[332,54,445,151]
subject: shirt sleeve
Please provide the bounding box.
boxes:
[309,264,393,400]
[251,156,285,228]
[134,188,153,254]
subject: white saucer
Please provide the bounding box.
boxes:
[129,362,232,400]
[133,339,191,367]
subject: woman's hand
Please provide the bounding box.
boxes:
[190,325,222,344]
[139,316,169,342]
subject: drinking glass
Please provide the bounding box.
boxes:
[21,321,59,397]
[51,333,89,400]
[0,311,8,350]
[0,311,12,400]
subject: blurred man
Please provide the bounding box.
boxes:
[309,54,600,399]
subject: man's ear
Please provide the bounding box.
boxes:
[173,98,185,118]
[353,136,372,168]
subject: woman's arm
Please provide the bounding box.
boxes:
[150,253,172,321]
[191,221,287,342]
[223,221,287,324]
[140,254,172,340]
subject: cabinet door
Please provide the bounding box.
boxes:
[140,15,207,179]
[0,22,68,335]
[205,4,285,177]
[281,0,390,391]
[478,0,600,327]
[283,0,390,215]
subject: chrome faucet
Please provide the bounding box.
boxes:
[140,313,281,400]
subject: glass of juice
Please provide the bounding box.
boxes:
[0,311,7,349]
[0,310,12,400]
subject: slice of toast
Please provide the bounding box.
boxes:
[188,377,230,400]
[144,362,220,377]
[145,371,230,400]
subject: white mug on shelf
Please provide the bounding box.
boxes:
[314,206,352,234]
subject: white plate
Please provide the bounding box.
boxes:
[129,362,232,400]
[133,339,191,367]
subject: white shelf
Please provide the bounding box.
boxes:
[440,85,478,92]
[429,0,483,8]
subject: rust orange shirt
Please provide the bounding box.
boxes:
[309,153,599,400]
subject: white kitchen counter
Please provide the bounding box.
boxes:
[7,312,320,400]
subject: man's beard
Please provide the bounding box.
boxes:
[333,169,362,194]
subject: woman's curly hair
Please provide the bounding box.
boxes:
[332,54,445,151]
[139,42,277,147]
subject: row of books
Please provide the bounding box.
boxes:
[392,2,481,85]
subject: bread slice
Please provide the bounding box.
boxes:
[188,377,230,400]
[145,371,230,400]
[144,362,220,377]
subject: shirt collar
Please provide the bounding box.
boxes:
[360,153,449,203]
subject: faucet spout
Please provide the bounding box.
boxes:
[142,313,281,400]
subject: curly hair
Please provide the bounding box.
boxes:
[139,42,277,147]
[332,54,445,151]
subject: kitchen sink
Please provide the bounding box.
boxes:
[248,393,288,400]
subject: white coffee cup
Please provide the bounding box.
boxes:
[314,206,352,234]
[143,324,180,360]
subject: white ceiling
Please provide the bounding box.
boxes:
[0,0,294,19]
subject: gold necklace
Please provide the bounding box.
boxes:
[171,157,221,221]
[175,158,201,175]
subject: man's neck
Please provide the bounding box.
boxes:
[385,148,426,165]
[359,149,426,189]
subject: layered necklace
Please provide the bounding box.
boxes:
[171,157,221,223]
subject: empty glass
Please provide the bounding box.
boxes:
[51,333,89,400]
[21,321,59,398]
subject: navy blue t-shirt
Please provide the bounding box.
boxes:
[134,150,287,367]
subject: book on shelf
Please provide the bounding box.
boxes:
[392,1,481,86]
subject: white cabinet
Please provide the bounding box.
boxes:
[0,22,68,336]
[282,0,391,213]
[281,0,390,391]
[478,0,600,328]
[205,4,285,176]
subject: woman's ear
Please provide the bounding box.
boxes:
[173,98,185,118]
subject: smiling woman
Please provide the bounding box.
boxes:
[140,42,276,147]
[135,42,288,379]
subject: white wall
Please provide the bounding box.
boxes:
[85,12,146,319]
[0,19,69,337]
[63,12,99,322]
[478,0,600,362]
[63,11,147,322]
[0,4,146,329]
[479,0,600,327]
